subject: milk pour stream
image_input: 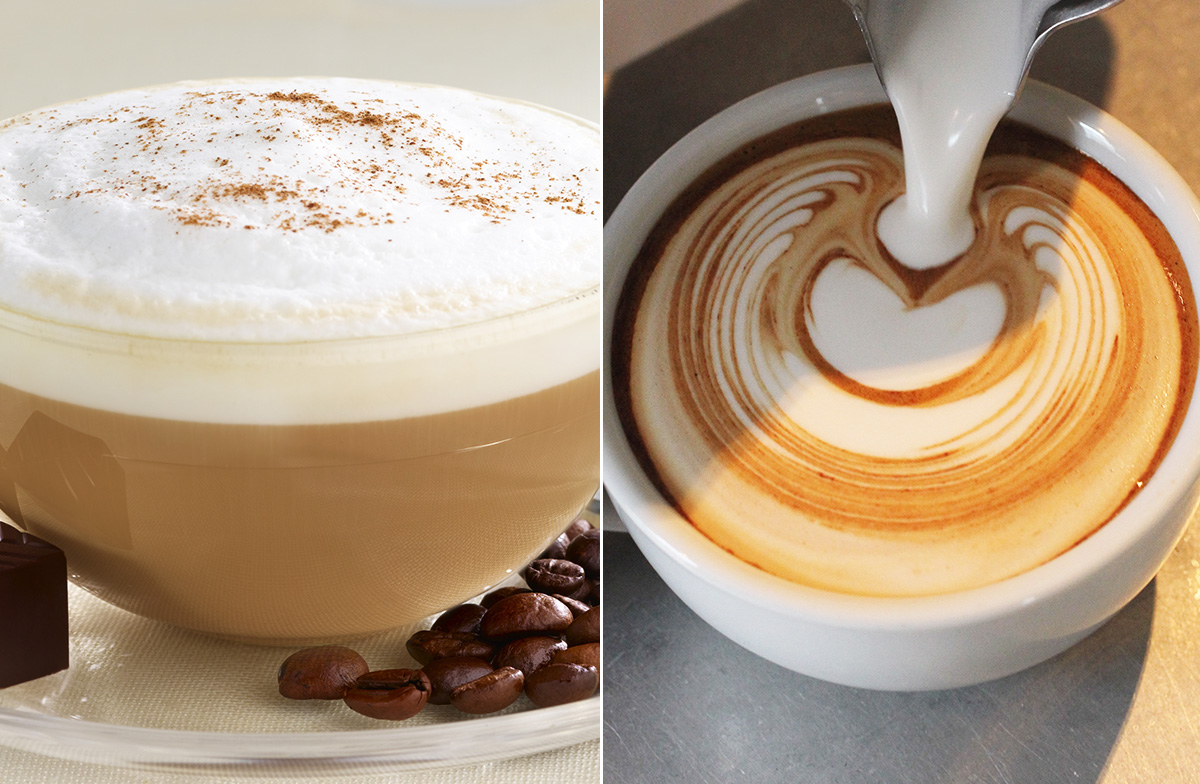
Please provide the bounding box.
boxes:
[862,0,1058,270]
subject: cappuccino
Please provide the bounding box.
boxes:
[0,79,600,640]
[613,107,1197,597]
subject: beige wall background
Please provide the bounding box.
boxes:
[2,0,601,123]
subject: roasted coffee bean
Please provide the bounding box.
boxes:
[451,666,525,714]
[563,576,599,605]
[581,578,600,606]
[552,594,592,618]
[480,585,531,609]
[563,576,591,601]
[538,532,571,561]
[480,592,574,640]
[525,662,598,707]
[431,603,487,635]
[406,629,496,665]
[495,635,567,677]
[563,518,592,542]
[422,656,494,705]
[565,605,600,646]
[553,643,600,674]
[524,558,585,594]
[565,528,600,577]
[277,645,369,700]
[343,669,431,720]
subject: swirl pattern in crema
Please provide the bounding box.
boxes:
[617,115,1197,596]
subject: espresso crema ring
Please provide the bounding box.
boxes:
[623,123,1195,596]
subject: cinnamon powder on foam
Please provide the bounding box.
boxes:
[0,79,600,341]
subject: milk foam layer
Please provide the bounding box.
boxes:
[623,117,1194,596]
[0,78,599,341]
[0,80,600,423]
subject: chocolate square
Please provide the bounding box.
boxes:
[0,521,69,688]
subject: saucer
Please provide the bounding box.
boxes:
[0,567,598,775]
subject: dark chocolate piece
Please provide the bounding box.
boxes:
[0,521,69,687]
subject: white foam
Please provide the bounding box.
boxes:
[0,79,600,423]
[0,78,600,341]
[807,257,1005,392]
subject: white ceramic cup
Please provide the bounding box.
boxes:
[603,63,1200,691]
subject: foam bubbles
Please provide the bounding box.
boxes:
[0,78,600,341]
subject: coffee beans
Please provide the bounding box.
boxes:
[563,575,598,604]
[277,645,369,700]
[525,662,599,708]
[343,669,431,720]
[277,516,599,721]
[565,606,601,646]
[480,585,531,609]
[495,635,567,677]
[451,666,525,714]
[553,594,592,618]
[563,517,591,543]
[524,558,585,594]
[423,656,495,705]
[566,529,600,578]
[539,532,571,561]
[406,629,496,665]
[553,642,600,673]
[480,592,574,639]
[430,603,487,635]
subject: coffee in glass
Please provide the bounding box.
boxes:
[0,78,600,641]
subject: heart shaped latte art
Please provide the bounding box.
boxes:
[621,122,1194,596]
[807,259,1005,390]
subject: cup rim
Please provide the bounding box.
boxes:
[603,63,1200,630]
[0,284,599,360]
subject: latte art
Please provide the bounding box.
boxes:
[617,111,1197,596]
